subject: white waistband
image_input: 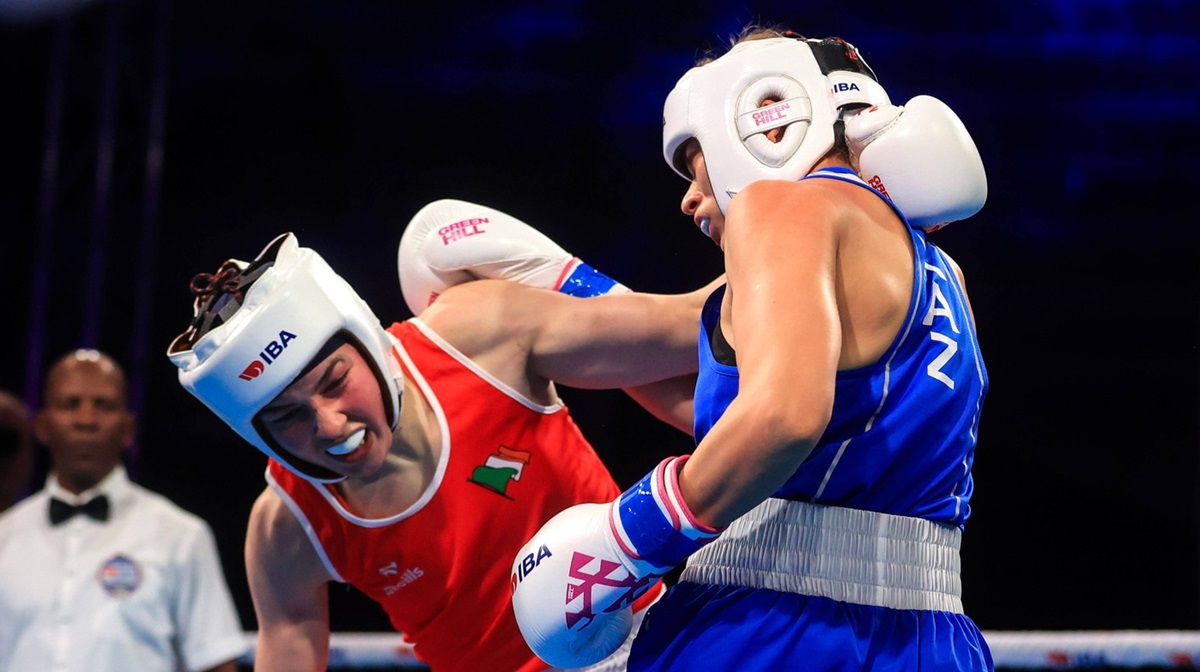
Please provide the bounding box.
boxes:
[680,498,964,613]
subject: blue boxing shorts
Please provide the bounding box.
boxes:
[628,583,992,671]
[627,499,993,671]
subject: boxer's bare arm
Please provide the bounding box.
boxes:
[245,487,334,672]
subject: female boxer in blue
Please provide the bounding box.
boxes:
[512,25,993,672]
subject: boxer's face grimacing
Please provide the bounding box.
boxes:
[257,340,392,479]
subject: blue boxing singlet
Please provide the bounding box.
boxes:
[692,167,988,527]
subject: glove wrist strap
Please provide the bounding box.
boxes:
[609,455,723,571]
[554,258,628,297]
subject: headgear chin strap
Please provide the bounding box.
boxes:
[663,35,890,215]
[167,233,404,483]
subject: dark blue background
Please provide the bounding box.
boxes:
[2,0,1197,636]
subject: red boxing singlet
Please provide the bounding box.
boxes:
[267,319,657,671]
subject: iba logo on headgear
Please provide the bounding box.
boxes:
[239,330,298,380]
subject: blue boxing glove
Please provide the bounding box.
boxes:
[510,456,722,668]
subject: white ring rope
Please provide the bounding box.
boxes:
[985,630,1200,669]
[238,633,424,668]
[236,630,1200,669]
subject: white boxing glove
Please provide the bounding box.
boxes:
[511,456,721,668]
[511,502,645,668]
[846,95,987,231]
[398,198,629,314]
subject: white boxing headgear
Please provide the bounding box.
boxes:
[167,233,403,483]
[663,35,890,214]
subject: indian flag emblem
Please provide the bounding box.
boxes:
[469,446,532,498]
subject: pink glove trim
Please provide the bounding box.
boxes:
[661,455,721,537]
[551,257,583,292]
[608,504,642,561]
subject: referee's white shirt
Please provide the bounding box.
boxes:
[0,465,247,672]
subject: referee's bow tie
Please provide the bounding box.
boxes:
[49,495,110,525]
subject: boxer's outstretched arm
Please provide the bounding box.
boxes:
[400,198,708,430]
[423,278,704,392]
